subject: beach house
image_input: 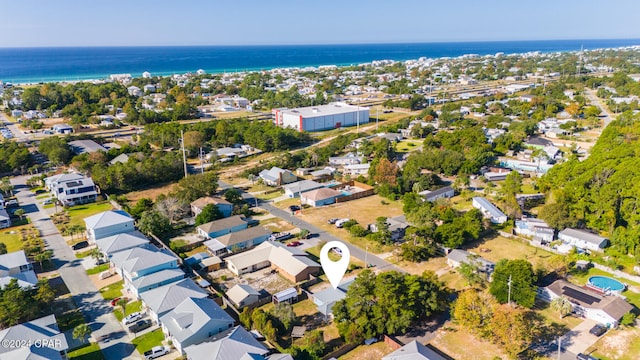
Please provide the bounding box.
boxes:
[0,250,37,288]
[0,315,69,360]
[84,210,135,242]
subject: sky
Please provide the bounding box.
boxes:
[2,0,640,47]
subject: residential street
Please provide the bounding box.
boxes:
[10,175,136,360]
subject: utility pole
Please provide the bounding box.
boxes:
[199,147,204,174]
[181,130,188,178]
[507,274,512,306]
[365,244,368,268]
[356,98,360,133]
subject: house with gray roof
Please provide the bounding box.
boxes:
[447,249,495,280]
[0,250,37,288]
[472,197,507,224]
[203,226,272,257]
[282,180,325,198]
[44,172,98,206]
[183,326,268,360]
[300,187,343,207]
[0,208,10,229]
[84,210,135,242]
[329,152,363,166]
[258,167,296,186]
[130,268,185,297]
[95,230,149,258]
[226,284,261,309]
[160,297,235,354]
[558,228,608,252]
[514,217,554,243]
[110,244,179,294]
[140,278,209,323]
[382,340,449,360]
[68,139,107,155]
[0,314,69,360]
[197,215,248,239]
[312,279,355,317]
[419,186,454,202]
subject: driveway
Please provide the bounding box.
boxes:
[11,176,136,360]
[564,319,602,355]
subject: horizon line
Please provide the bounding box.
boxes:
[1,37,640,50]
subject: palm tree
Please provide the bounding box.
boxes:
[550,296,573,317]
[116,298,128,318]
[73,324,91,344]
[13,209,25,222]
[33,250,53,269]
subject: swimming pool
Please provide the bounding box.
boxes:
[588,276,625,293]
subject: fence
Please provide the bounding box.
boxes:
[322,343,358,360]
[335,180,375,203]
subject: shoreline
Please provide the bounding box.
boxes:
[2,41,640,86]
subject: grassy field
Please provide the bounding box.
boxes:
[132,329,165,354]
[392,256,449,276]
[0,226,27,252]
[114,300,142,322]
[395,139,423,153]
[99,280,123,301]
[86,264,109,275]
[464,235,556,268]
[340,341,394,360]
[430,322,507,360]
[68,343,105,360]
[64,202,114,228]
[125,183,179,203]
[587,326,640,360]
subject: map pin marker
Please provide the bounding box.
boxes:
[320,241,350,289]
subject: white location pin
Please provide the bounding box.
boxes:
[320,241,350,289]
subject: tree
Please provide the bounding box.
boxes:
[33,250,53,269]
[489,259,537,308]
[38,137,71,165]
[129,198,154,219]
[0,243,6,255]
[183,130,205,153]
[373,158,398,187]
[538,202,578,230]
[195,204,223,225]
[303,330,325,357]
[116,298,128,318]
[550,296,572,317]
[177,171,219,202]
[451,289,496,338]
[138,210,172,237]
[459,255,488,288]
[224,188,243,204]
[501,171,522,198]
[72,323,91,344]
[34,279,56,310]
[154,196,188,224]
[270,303,296,333]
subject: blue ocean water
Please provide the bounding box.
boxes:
[0,39,639,84]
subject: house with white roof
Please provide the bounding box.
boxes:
[184,326,268,360]
[0,250,37,288]
[258,167,297,186]
[328,152,363,166]
[84,210,135,242]
[382,340,449,360]
[342,163,371,176]
[45,172,98,206]
[282,180,325,198]
[514,217,554,242]
[110,244,180,295]
[197,215,248,239]
[0,315,69,360]
[446,249,495,280]
[472,197,507,224]
[226,284,261,309]
[203,226,272,257]
[52,123,73,134]
[95,230,150,258]
[225,241,321,283]
[130,268,185,297]
[140,278,209,323]
[419,186,454,202]
[160,297,235,354]
[312,279,355,317]
[558,228,608,252]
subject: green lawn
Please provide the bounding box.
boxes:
[65,202,114,228]
[68,342,105,360]
[98,280,123,301]
[132,329,165,354]
[75,249,94,258]
[86,264,109,275]
[114,300,142,322]
[0,231,22,252]
[35,193,52,200]
[256,191,283,201]
[57,309,86,332]
[395,139,423,153]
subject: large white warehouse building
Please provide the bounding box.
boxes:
[273,103,370,132]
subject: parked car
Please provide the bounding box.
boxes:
[287,241,302,247]
[128,319,152,333]
[289,205,300,212]
[5,199,18,207]
[335,218,350,228]
[43,198,53,205]
[122,312,143,325]
[144,346,170,359]
[110,297,127,306]
[589,324,607,337]
[72,241,89,250]
[269,232,292,241]
[99,270,114,280]
[327,218,339,224]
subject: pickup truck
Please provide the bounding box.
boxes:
[144,346,169,359]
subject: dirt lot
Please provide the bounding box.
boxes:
[589,326,640,360]
[430,322,507,360]
[88,271,122,290]
[339,341,394,360]
[126,182,179,202]
[209,268,292,295]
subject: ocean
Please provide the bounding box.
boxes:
[0,39,639,84]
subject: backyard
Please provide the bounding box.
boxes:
[131,328,165,354]
[0,224,37,252]
[67,343,104,360]
[59,201,114,230]
[99,280,123,301]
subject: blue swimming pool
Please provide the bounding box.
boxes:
[588,276,625,293]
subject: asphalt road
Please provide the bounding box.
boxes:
[584,88,614,128]
[10,176,136,360]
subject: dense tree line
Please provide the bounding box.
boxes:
[0,142,31,173]
[538,112,640,260]
[0,279,55,329]
[38,136,72,165]
[333,270,448,343]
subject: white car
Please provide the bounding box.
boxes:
[122,312,142,325]
[144,346,170,359]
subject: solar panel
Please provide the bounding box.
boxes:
[562,286,600,305]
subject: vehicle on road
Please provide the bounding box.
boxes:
[144,346,170,359]
[589,324,607,337]
[128,319,152,333]
[287,241,302,247]
[122,312,143,325]
[71,241,89,250]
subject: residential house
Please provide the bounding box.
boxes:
[110,244,180,296]
[273,287,299,304]
[203,226,271,257]
[130,268,185,296]
[84,210,135,242]
[258,167,297,186]
[226,284,261,309]
[196,215,248,239]
[342,163,370,176]
[301,187,343,207]
[419,186,454,202]
[472,197,508,224]
[514,217,554,243]
[52,123,73,134]
[282,180,325,198]
[558,228,608,252]
[191,197,234,218]
[0,315,69,360]
[68,139,107,155]
[140,278,209,323]
[226,241,321,283]
[369,215,410,242]
[109,153,132,165]
[0,250,37,288]
[160,297,235,355]
[0,208,10,229]
[95,231,150,258]
[45,172,98,206]
[328,152,363,166]
[310,167,335,181]
[447,249,495,279]
[183,326,268,360]
[540,280,633,327]
[312,279,355,317]
[382,340,449,360]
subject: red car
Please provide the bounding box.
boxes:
[110,297,127,306]
[287,241,302,247]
